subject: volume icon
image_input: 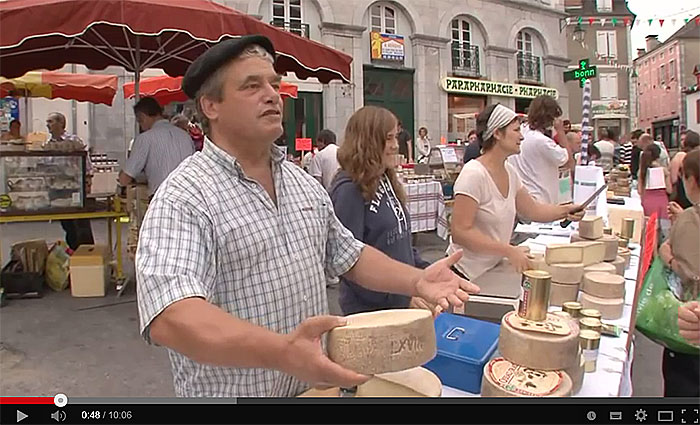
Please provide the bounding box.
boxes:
[51,410,66,422]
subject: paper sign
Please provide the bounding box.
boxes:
[441,147,459,163]
[573,165,607,223]
[295,138,312,151]
[645,167,666,190]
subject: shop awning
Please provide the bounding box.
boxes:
[123,76,298,106]
[0,71,118,105]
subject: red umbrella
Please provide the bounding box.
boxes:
[123,76,298,106]
[0,0,352,94]
[0,70,118,105]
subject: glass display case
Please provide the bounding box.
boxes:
[426,145,466,199]
[0,151,87,215]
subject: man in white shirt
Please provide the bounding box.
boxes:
[508,95,570,204]
[593,128,615,173]
[308,129,339,191]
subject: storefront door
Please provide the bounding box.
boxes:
[283,92,323,156]
[363,66,415,141]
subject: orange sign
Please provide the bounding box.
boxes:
[295,138,312,151]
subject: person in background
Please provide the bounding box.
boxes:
[670,130,700,209]
[565,130,582,182]
[658,149,700,397]
[463,129,481,164]
[639,143,672,235]
[508,95,570,204]
[630,129,644,179]
[617,131,634,166]
[1,119,23,141]
[330,106,476,315]
[563,119,572,134]
[637,133,670,168]
[171,113,204,152]
[448,104,584,281]
[416,126,432,162]
[587,143,602,166]
[300,141,317,172]
[397,120,413,163]
[43,112,95,251]
[308,129,339,192]
[593,128,615,173]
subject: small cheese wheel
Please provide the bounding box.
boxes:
[618,248,631,268]
[600,235,620,261]
[498,312,579,370]
[572,241,606,266]
[579,292,624,319]
[298,367,443,397]
[550,281,580,307]
[564,351,585,395]
[584,262,617,275]
[579,216,603,240]
[546,263,585,284]
[582,272,625,298]
[327,309,436,375]
[481,358,573,397]
[545,244,583,265]
[609,256,626,276]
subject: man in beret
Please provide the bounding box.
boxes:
[135,35,479,397]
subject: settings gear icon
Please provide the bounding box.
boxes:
[635,409,648,422]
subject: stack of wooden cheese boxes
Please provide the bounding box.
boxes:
[572,216,626,320]
[607,166,632,198]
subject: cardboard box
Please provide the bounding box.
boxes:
[69,245,110,297]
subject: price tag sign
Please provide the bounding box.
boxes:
[441,147,459,163]
[295,138,312,151]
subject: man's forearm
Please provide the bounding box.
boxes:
[344,246,421,297]
[119,170,135,187]
[149,298,289,370]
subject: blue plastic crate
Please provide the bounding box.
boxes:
[423,313,500,394]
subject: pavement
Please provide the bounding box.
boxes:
[0,222,663,397]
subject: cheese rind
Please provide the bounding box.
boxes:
[528,253,547,272]
[481,358,573,397]
[582,272,625,298]
[546,263,585,284]
[327,309,436,375]
[609,256,626,276]
[570,232,585,243]
[564,351,585,395]
[572,241,606,266]
[600,235,620,261]
[550,281,580,307]
[579,292,624,319]
[584,262,617,275]
[545,244,583,265]
[618,248,631,268]
[498,312,579,370]
[299,367,443,397]
[579,216,604,240]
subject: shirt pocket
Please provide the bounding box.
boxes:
[286,199,327,260]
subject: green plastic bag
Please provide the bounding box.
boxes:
[636,256,700,355]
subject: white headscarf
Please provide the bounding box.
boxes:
[483,104,518,142]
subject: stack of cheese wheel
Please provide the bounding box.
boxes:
[580,272,625,319]
[315,309,442,397]
[572,215,624,275]
[482,308,581,397]
[542,244,585,307]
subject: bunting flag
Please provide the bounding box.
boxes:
[659,19,665,27]
[566,13,700,28]
[648,19,653,26]
[612,18,618,25]
[624,18,629,26]
[685,18,690,24]
[589,17,595,26]
[578,16,583,24]
[601,18,607,26]
[566,17,571,25]
[672,19,677,26]
[696,17,700,25]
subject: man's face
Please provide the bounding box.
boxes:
[209,55,283,144]
[9,121,20,135]
[46,115,64,134]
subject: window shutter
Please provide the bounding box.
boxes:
[597,31,608,57]
[608,31,617,58]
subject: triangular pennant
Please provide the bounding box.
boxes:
[685,18,689,24]
[660,19,665,27]
[578,16,583,24]
[648,19,653,26]
[612,18,618,26]
[672,19,676,26]
[566,17,571,25]
[601,18,607,26]
[589,18,595,25]
[696,17,700,26]
[624,18,630,26]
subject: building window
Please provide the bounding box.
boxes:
[660,64,665,85]
[670,46,674,54]
[451,18,480,75]
[660,51,664,59]
[670,60,676,80]
[596,0,613,12]
[370,4,396,34]
[451,19,471,45]
[272,0,305,36]
[516,30,540,81]
[517,30,533,54]
[596,31,617,58]
[599,73,618,99]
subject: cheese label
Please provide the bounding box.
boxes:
[505,311,572,336]
[488,358,564,397]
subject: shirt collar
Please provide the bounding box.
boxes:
[151,119,169,129]
[202,137,285,177]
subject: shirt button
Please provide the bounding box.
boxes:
[303,295,308,302]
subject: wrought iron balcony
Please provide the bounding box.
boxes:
[517,52,541,82]
[451,42,480,76]
[270,20,310,38]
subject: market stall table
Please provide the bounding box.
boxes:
[403,180,444,233]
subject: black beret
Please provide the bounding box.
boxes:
[182,35,276,99]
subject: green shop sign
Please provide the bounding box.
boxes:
[564,59,598,88]
[441,77,559,99]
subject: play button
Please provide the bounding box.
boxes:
[17,410,28,423]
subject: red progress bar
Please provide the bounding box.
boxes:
[0,397,54,404]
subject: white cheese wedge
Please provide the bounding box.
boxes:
[545,244,583,265]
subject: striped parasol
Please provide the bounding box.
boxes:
[578,79,592,165]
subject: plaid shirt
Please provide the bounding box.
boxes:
[136,138,364,397]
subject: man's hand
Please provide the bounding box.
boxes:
[413,250,480,311]
[410,297,443,318]
[668,201,683,223]
[678,301,700,345]
[564,204,585,222]
[659,241,673,266]
[507,245,532,274]
[281,316,371,389]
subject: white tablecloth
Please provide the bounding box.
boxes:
[403,181,444,233]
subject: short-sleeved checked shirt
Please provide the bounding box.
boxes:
[136,138,364,397]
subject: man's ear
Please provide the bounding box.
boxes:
[199,96,219,123]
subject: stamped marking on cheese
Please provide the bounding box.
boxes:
[488,358,564,397]
[391,335,424,356]
[332,336,378,361]
[505,311,572,336]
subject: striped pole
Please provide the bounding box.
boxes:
[579,79,592,165]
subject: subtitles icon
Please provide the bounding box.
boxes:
[610,411,623,421]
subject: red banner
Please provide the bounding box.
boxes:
[638,212,658,289]
[295,138,312,151]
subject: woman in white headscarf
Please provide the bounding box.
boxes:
[447,104,585,280]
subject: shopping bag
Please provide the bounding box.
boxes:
[45,241,71,292]
[635,256,700,355]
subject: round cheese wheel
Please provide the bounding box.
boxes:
[498,312,579,370]
[584,262,617,275]
[481,357,573,397]
[609,256,626,276]
[618,248,631,268]
[528,253,547,272]
[579,292,624,319]
[564,350,585,395]
[546,263,585,284]
[327,309,436,375]
[600,235,620,262]
[298,367,443,397]
[550,281,580,307]
[582,272,625,298]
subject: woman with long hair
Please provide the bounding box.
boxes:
[416,126,431,162]
[638,143,672,220]
[448,103,584,281]
[329,106,479,314]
